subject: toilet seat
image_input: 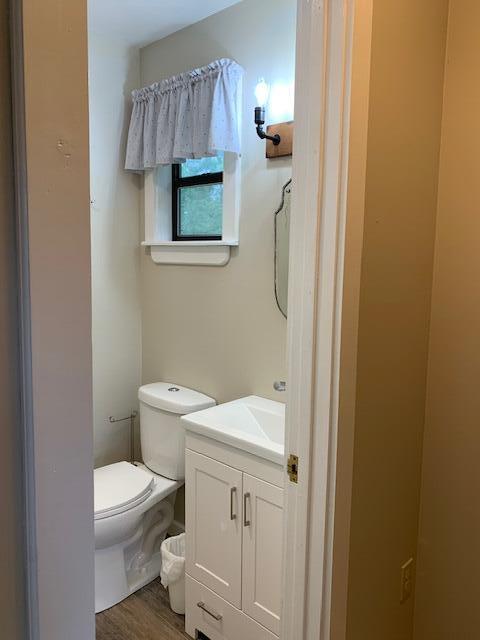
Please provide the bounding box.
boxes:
[94,461,154,520]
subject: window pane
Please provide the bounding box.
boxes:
[180,154,224,178]
[178,184,223,237]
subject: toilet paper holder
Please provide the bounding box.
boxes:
[108,411,138,464]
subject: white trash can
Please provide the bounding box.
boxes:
[160,533,186,614]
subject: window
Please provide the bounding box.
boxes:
[172,155,224,241]
[143,152,240,266]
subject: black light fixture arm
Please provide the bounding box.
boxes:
[256,125,281,145]
[254,106,281,146]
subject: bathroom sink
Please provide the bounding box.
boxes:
[181,395,285,464]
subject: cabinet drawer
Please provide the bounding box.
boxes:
[186,574,277,640]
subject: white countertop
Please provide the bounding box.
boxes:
[181,395,285,465]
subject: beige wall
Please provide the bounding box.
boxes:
[88,34,142,468]
[332,2,373,637]
[0,1,25,637]
[414,2,480,637]
[139,0,295,405]
[346,1,449,638]
[22,0,95,637]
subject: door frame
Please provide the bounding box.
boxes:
[281,1,360,639]
[12,1,362,639]
[11,2,95,640]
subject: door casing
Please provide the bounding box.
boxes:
[12,1,367,639]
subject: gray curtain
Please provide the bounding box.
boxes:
[125,58,244,170]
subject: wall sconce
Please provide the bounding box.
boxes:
[254,78,293,159]
[254,79,281,146]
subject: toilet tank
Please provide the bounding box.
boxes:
[138,382,216,480]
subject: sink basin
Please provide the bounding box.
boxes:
[181,395,285,464]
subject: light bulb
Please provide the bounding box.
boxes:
[254,78,270,108]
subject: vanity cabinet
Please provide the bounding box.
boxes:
[185,433,284,640]
[241,475,283,636]
[185,450,243,607]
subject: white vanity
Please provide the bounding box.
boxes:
[181,396,285,640]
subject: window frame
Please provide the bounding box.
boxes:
[171,162,224,241]
[143,152,241,266]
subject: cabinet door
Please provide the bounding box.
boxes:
[185,449,242,607]
[242,474,284,635]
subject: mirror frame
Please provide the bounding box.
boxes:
[274,178,292,318]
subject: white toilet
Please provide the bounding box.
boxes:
[94,382,215,613]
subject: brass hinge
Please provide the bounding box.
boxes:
[287,454,299,483]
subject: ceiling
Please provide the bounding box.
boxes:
[88,0,244,48]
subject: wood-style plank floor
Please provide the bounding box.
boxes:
[96,578,190,640]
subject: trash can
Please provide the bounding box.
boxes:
[160,533,186,614]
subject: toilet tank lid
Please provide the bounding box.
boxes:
[138,382,216,414]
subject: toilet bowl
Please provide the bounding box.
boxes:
[94,383,215,613]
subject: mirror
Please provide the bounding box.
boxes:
[274,179,292,318]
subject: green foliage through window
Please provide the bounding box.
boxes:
[180,155,224,178]
[173,155,224,240]
[178,184,223,237]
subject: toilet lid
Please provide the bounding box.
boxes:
[94,461,155,520]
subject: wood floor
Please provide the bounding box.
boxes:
[96,578,191,640]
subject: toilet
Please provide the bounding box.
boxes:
[94,382,215,613]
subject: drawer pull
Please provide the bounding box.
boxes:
[230,486,237,520]
[244,492,251,527]
[197,601,223,621]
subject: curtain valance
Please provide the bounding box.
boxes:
[125,58,244,171]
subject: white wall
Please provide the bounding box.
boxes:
[140,0,296,405]
[88,34,143,467]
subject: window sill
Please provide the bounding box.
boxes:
[142,240,238,266]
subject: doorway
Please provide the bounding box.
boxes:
[12,0,355,639]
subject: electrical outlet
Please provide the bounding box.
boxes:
[400,558,414,603]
